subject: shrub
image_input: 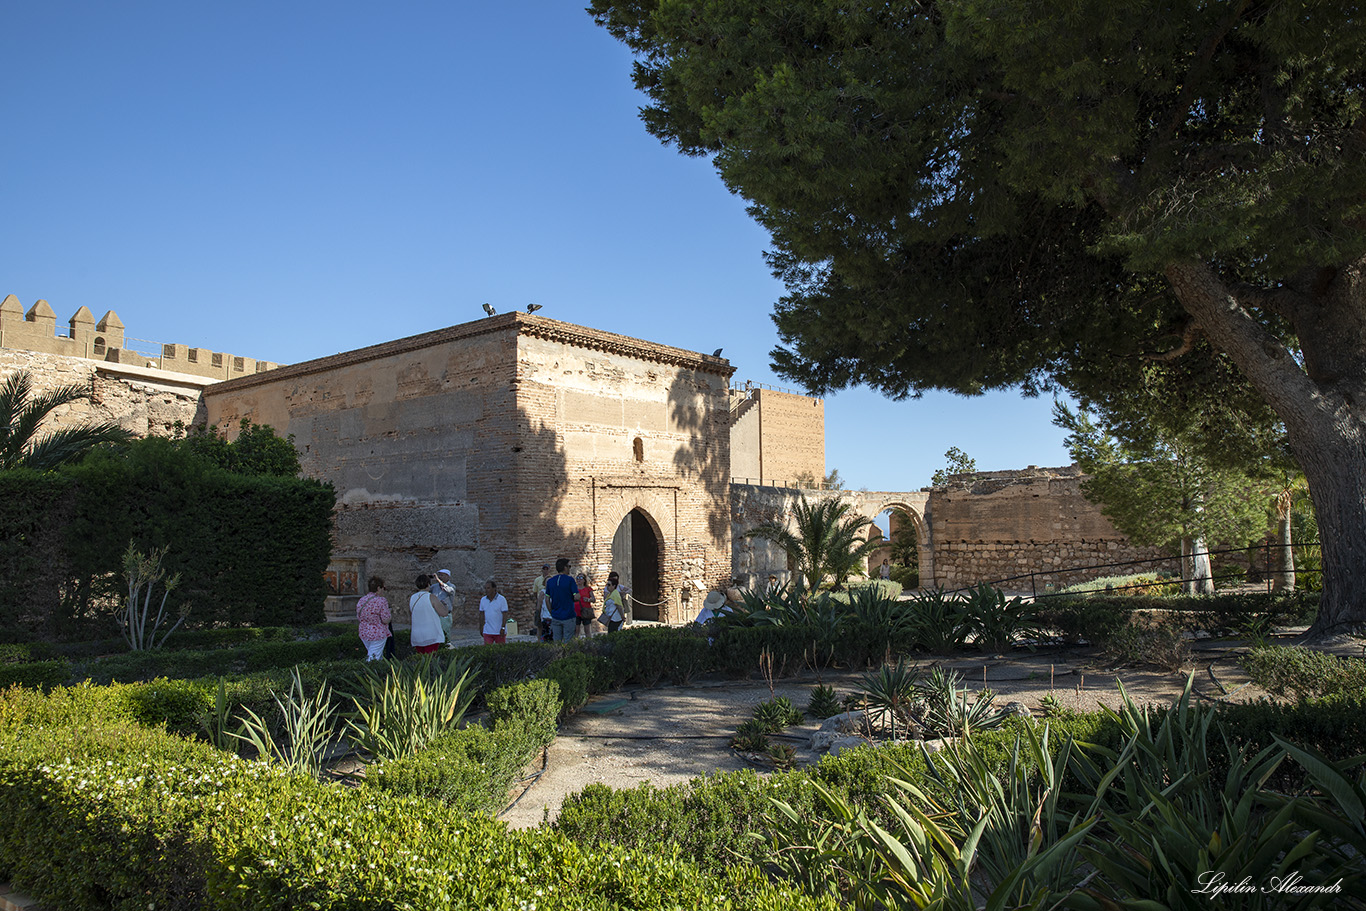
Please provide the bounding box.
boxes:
[0,659,71,691]
[889,563,919,590]
[366,679,559,815]
[539,652,598,716]
[1059,572,1179,597]
[1101,623,1191,670]
[604,626,714,687]
[1242,645,1366,701]
[1036,596,1134,646]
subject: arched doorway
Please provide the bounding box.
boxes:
[873,504,928,590]
[610,507,663,621]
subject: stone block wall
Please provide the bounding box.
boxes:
[928,467,1170,590]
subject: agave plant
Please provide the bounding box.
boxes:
[917,667,1006,739]
[858,659,921,741]
[753,696,804,733]
[907,588,972,653]
[345,654,477,761]
[961,582,1039,653]
[806,684,842,720]
[1070,678,1366,908]
[760,726,1098,910]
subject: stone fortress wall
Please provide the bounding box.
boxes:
[0,294,280,437]
[202,313,734,630]
[5,289,1167,623]
[1,294,278,381]
[731,467,1171,595]
[927,466,1170,591]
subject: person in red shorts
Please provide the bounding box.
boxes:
[480,580,509,645]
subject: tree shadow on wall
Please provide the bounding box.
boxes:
[668,371,730,542]
[509,404,589,586]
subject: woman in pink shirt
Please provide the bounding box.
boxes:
[356,577,391,661]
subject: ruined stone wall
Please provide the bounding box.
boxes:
[0,348,206,437]
[928,466,1170,590]
[728,387,824,485]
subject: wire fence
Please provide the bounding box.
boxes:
[946,541,1322,602]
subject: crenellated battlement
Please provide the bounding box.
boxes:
[0,293,279,380]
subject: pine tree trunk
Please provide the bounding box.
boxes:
[1182,537,1213,595]
[1166,259,1366,638]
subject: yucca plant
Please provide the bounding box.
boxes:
[858,659,921,741]
[231,666,339,776]
[345,654,477,761]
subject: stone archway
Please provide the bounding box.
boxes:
[609,507,665,621]
[861,494,933,590]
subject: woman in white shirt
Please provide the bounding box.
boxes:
[409,573,449,653]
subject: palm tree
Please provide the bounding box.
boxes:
[0,370,132,471]
[743,495,877,592]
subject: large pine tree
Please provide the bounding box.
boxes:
[592,0,1366,636]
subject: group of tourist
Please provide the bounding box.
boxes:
[354,568,513,660]
[531,558,630,642]
[355,559,626,659]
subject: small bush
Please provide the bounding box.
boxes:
[1242,645,1366,701]
[1102,623,1191,671]
[540,653,596,716]
[1036,596,1133,646]
[0,659,71,691]
[604,626,714,687]
[889,564,919,590]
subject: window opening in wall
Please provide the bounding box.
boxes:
[233,356,244,372]
[187,348,198,363]
[93,337,105,355]
[162,344,175,358]
[633,437,644,462]
[211,352,223,368]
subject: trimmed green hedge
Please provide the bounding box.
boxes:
[0,713,835,910]
[0,436,335,641]
[1241,644,1366,701]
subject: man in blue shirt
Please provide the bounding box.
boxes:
[544,557,580,642]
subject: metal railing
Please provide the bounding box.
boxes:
[731,476,844,490]
[946,541,1322,601]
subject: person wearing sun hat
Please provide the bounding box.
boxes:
[695,590,728,625]
[430,569,455,637]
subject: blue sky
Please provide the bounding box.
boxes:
[2,1,1074,492]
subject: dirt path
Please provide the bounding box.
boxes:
[498,642,1264,829]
